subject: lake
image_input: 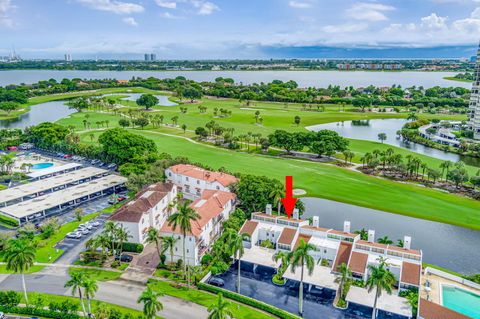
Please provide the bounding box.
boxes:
[0,70,471,89]
[301,197,480,274]
[308,118,480,167]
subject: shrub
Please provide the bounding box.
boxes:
[198,283,301,319]
[210,260,229,275]
[272,274,285,285]
[111,260,121,269]
[176,259,184,270]
[0,290,21,307]
[0,213,19,227]
[200,253,213,266]
[113,242,144,253]
[160,254,167,265]
[0,305,80,319]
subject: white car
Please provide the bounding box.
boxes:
[66,232,82,239]
[89,221,100,227]
[80,228,90,235]
[0,311,5,319]
[79,223,93,230]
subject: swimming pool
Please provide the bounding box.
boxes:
[442,285,480,319]
[31,162,54,170]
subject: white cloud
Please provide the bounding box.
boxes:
[76,0,144,14]
[122,16,138,26]
[289,1,312,9]
[192,1,219,15]
[0,0,14,28]
[159,12,184,19]
[321,23,368,33]
[155,0,177,9]
[420,13,448,29]
[345,2,395,22]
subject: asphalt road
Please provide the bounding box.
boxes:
[0,274,209,319]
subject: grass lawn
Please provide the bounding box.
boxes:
[68,268,122,282]
[0,265,45,274]
[22,292,149,318]
[149,280,274,319]
[443,77,473,83]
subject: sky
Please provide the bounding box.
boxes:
[0,0,480,59]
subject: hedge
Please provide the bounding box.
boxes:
[0,213,19,227]
[0,305,80,319]
[198,282,301,319]
[114,242,144,253]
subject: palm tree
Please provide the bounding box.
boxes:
[269,184,284,214]
[4,239,36,306]
[208,293,234,319]
[440,161,453,181]
[65,271,87,317]
[161,236,179,265]
[103,221,118,255]
[137,285,164,319]
[116,225,132,258]
[226,230,249,293]
[146,228,163,266]
[334,263,352,305]
[377,236,393,245]
[366,260,396,319]
[189,265,203,285]
[167,202,200,280]
[83,276,98,318]
[354,228,368,241]
[272,250,291,276]
[290,238,317,315]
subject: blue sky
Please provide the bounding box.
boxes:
[0,0,479,59]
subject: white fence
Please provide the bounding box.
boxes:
[425,267,480,291]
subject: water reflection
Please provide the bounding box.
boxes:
[0,101,75,129]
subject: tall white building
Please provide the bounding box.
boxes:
[65,53,72,62]
[469,42,480,139]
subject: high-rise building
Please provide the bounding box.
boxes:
[65,53,72,62]
[144,53,151,61]
[150,53,156,61]
[469,42,480,139]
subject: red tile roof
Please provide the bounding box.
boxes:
[348,251,369,275]
[278,227,297,246]
[109,183,174,223]
[419,298,471,319]
[169,164,238,187]
[400,262,421,286]
[356,240,421,256]
[293,234,311,250]
[161,190,235,238]
[239,220,258,237]
[333,241,353,272]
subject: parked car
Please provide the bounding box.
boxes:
[106,163,117,170]
[0,311,5,319]
[89,221,101,227]
[208,277,225,287]
[63,154,72,159]
[80,229,90,235]
[78,223,93,230]
[115,254,133,262]
[66,232,82,239]
[97,162,105,167]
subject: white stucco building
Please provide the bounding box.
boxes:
[469,42,480,139]
[165,164,238,199]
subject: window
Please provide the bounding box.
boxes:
[197,180,200,184]
[189,237,192,242]
[175,247,178,252]
[187,249,189,253]
[168,172,172,176]
[266,232,269,237]
[186,177,189,181]
[216,186,220,190]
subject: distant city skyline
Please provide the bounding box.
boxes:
[0,0,480,59]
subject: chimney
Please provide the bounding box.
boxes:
[368,230,375,243]
[403,236,412,250]
[343,221,351,233]
[293,209,299,220]
[266,204,272,215]
[312,216,319,228]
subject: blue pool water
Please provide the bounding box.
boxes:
[31,162,54,170]
[442,285,480,319]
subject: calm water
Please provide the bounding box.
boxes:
[302,197,480,274]
[0,70,471,88]
[0,101,75,129]
[308,119,480,167]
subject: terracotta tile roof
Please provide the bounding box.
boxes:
[388,244,422,256]
[348,251,368,275]
[333,241,353,272]
[419,298,471,319]
[400,262,421,286]
[301,225,331,232]
[239,220,258,237]
[169,164,238,187]
[293,234,311,250]
[278,227,297,246]
[109,182,174,223]
[161,190,235,238]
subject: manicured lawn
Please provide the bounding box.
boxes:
[124,129,480,230]
[0,265,45,274]
[149,280,274,319]
[68,268,122,282]
[443,77,473,83]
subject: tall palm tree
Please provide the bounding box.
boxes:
[4,239,36,306]
[137,285,164,319]
[290,239,317,315]
[334,263,352,304]
[83,276,98,318]
[103,221,118,255]
[226,230,249,293]
[146,228,162,266]
[167,202,200,280]
[272,250,292,277]
[269,184,284,214]
[366,260,396,319]
[208,293,234,319]
[65,271,87,317]
[161,236,179,265]
[115,225,131,257]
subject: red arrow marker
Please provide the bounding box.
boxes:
[281,176,297,219]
